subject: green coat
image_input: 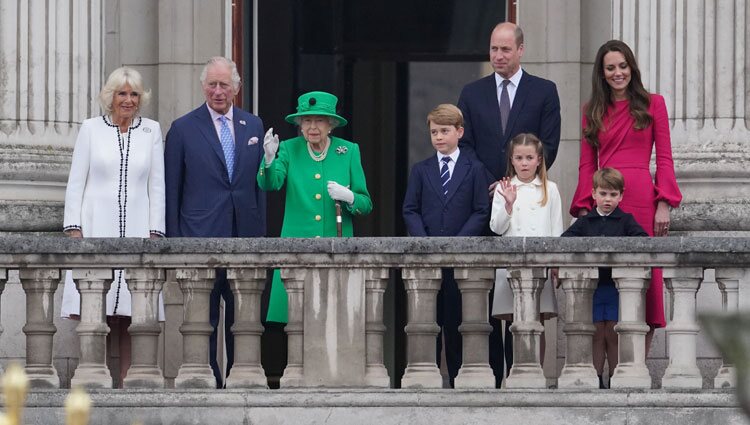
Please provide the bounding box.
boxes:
[258,136,373,322]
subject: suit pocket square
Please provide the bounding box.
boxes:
[248,137,259,145]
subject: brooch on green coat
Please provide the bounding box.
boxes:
[335,146,348,155]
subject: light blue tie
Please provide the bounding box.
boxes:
[218,116,235,181]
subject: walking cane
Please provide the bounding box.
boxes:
[335,202,342,237]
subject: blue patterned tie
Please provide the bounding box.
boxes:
[440,156,451,197]
[218,116,235,182]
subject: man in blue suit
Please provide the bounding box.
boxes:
[457,22,561,387]
[403,104,490,387]
[164,56,266,388]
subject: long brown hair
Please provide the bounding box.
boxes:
[584,40,652,148]
[505,133,549,206]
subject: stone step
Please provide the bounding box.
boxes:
[20,389,745,425]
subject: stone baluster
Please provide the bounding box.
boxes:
[505,267,547,389]
[20,268,61,388]
[70,269,114,389]
[0,268,6,374]
[557,267,599,389]
[661,267,703,389]
[280,268,307,387]
[714,268,743,388]
[401,268,442,388]
[610,267,651,389]
[453,267,494,388]
[123,268,165,388]
[225,268,267,388]
[174,268,216,388]
[364,268,391,387]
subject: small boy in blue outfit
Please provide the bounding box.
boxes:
[403,103,491,387]
[561,167,647,389]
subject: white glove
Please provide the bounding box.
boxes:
[263,127,279,165]
[327,181,354,205]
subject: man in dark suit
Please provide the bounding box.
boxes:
[164,56,266,388]
[457,22,561,387]
[403,104,490,386]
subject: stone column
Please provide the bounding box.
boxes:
[280,268,306,387]
[453,267,494,389]
[0,268,6,374]
[557,267,599,389]
[610,267,651,389]
[714,268,743,388]
[174,268,216,389]
[505,267,547,389]
[661,267,703,389]
[612,1,750,233]
[19,268,60,388]
[70,269,114,389]
[364,268,390,387]
[123,268,165,389]
[400,268,442,388]
[0,0,103,232]
[225,268,267,388]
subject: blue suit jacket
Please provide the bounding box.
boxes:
[164,104,266,237]
[457,71,561,180]
[402,152,490,237]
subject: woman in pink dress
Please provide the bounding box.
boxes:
[570,40,682,352]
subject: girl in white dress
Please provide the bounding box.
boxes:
[61,67,165,385]
[489,133,563,369]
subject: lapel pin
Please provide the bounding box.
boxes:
[248,137,259,145]
[143,127,151,133]
[335,146,348,155]
[239,120,246,125]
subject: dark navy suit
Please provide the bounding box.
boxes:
[402,151,490,386]
[165,103,266,387]
[457,70,561,386]
[458,71,561,180]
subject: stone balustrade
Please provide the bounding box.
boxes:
[0,236,746,390]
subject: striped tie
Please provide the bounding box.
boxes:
[218,116,235,182]
[440,156,451,196]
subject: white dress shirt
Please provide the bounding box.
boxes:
[436,147,460,177]
[495,67,524,109]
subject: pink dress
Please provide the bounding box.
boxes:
[570,94,682,328]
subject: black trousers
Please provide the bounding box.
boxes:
[436,269,462,386]
[209,269,235,388]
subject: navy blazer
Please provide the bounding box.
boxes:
[457,71,561,180]
[562,207,647,284]
[403,152,490,237]
[164,104,266,237]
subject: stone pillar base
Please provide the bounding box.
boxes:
[454,365,495,388]
[71,365,112,389]
[123,366,165,389]
[662,367,703,389]
[365,365,390,388]
[175,365,215,389]
[610,365,651,389]
[401,364,442,388]
[226,365,267,388]
[280,366,304,388]
[558,364,599,389]
[26,366,60,389]
[714,367,736,389]
[505,365,547,389]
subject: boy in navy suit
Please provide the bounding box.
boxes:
[403,104,491,387]
[562,167,648,389]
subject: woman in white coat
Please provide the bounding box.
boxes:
[61,66,165,385]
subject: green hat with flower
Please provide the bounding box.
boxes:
[285,91,348,127]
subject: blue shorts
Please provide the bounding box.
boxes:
[592,281,618,322]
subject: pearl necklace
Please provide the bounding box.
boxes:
[307,138,331,162]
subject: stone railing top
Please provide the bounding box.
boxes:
[0,236,748,269]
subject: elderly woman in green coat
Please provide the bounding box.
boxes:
[259,91,373,323]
